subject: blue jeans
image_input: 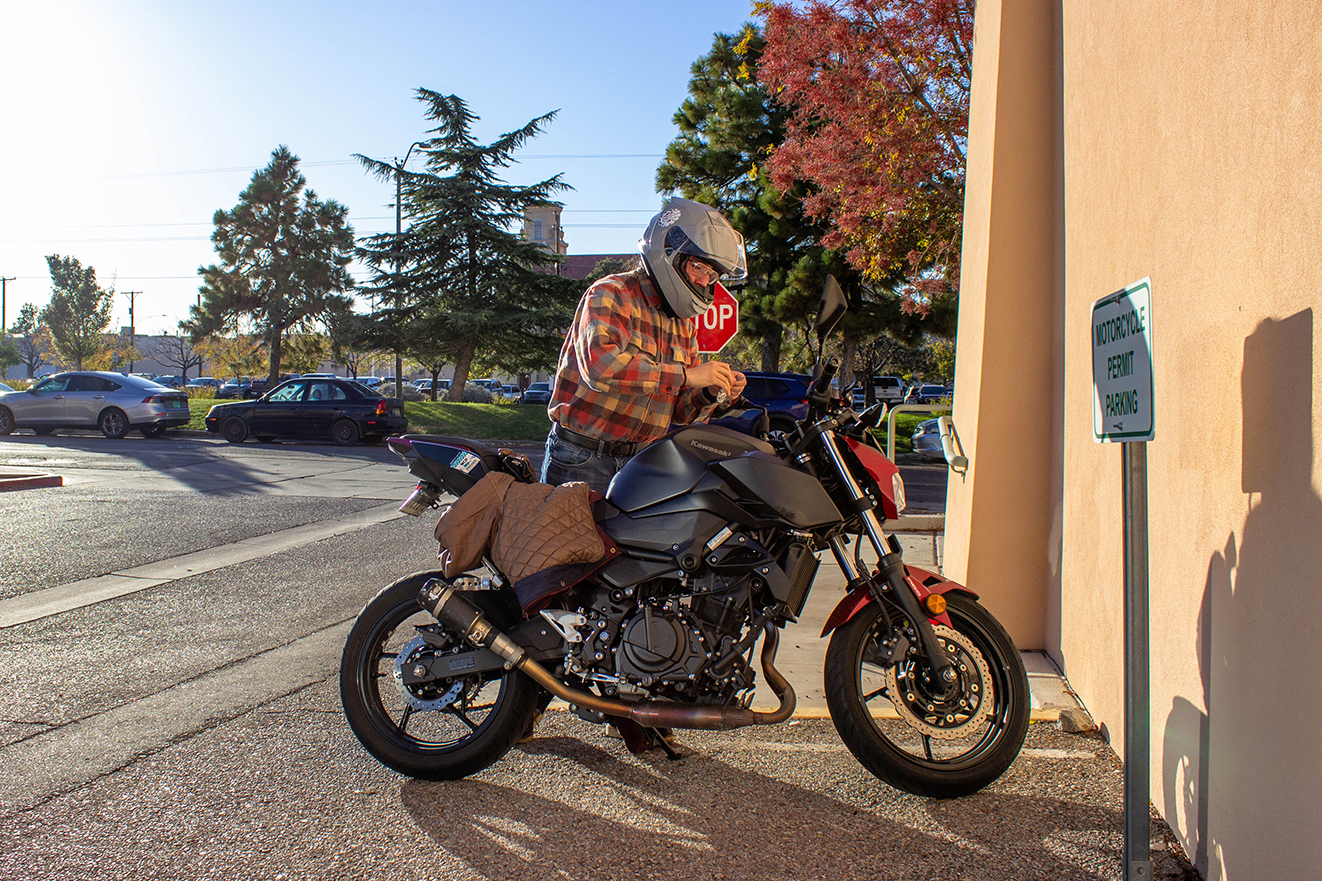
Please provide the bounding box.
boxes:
[540,429,630,496]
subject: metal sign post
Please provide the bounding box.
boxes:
[1091,278,1154,881]
[1121,440,1150,880]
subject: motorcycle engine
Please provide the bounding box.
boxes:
[556,576,759,704]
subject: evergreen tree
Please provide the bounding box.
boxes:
[657,25,853,372]
[186,146,355,382]
[355,89,579,402]
[40,255,113,370]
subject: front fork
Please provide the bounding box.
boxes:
[816,431,959,694]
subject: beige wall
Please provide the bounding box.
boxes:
[944,0,1058,650]
[952,2,1322,878]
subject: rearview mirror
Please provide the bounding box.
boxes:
[815,274,847,349]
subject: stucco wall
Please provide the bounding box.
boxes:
[956,2,1322,879]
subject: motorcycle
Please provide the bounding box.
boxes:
[340,278,1029,799]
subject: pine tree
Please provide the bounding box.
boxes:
[355,89,579,402]
[656,25,859,372]
[40,255,113,370]
[186,146,355,381]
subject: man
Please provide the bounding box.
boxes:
[541,197,748,494]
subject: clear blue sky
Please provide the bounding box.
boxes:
[0,0,757,336]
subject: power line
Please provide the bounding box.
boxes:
[79,154,663,181]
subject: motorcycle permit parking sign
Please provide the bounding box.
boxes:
[1092,279,1154,443]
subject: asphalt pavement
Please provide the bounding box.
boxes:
[0,433,1198,880]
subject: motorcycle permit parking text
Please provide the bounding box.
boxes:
[1091,279,1154,443]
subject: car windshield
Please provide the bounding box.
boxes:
[528,382,549,391]
[267,383,305,402]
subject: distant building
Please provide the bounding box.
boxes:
[523,205,566,256]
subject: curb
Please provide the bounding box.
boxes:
[0,471,64,492]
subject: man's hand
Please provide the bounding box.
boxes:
[685,360,736,395]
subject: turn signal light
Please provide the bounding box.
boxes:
[924,594,947,616]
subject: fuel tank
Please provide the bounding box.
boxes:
[606,424,842,530]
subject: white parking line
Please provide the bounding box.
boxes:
[0,502,405,628]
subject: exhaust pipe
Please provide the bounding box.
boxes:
[420,583,796,730]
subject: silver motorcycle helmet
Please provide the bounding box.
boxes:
[638,197,747,319]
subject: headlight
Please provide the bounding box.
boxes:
[892,473,907,516]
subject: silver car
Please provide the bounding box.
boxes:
[911,417,946,461]
[0,371,192,439]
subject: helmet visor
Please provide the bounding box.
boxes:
[663,224,747,287]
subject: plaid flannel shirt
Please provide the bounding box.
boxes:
[548,269,717,444]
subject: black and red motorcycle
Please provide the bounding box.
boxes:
[340,279,1029,798]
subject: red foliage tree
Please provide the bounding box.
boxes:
[756,0,973,309]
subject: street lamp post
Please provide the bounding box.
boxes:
[393,141,426,401]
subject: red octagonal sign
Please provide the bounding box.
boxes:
[695,282,739,354]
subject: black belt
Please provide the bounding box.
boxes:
[553,422,642,457]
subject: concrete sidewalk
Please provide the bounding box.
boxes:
[757,518,1085,722]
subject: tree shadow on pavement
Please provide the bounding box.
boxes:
[400,723,1134,881]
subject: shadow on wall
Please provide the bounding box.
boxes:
[1163,309,1321,880]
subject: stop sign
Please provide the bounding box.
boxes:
[695,282,739,354]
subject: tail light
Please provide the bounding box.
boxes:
[376,400,388,415]
[142,395,162,403]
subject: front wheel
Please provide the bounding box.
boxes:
[221,416,247,444]
[340,573,540,780]
[825,593,1029,798]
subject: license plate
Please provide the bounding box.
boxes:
[167,399,185,409]
[390,408,402,416]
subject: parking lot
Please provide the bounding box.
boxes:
[0,434,1194,880]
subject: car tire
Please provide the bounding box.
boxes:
[331,418,360,447]
[98,408,130,439]
[221,416,248,444]
[0,407,13,436]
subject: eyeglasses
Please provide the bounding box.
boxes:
[685,259,720,285]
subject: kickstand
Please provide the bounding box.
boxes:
[652,730,683,761]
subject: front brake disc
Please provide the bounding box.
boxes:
[884,623,994,740]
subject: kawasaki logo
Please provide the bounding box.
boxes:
[691,440,734,457]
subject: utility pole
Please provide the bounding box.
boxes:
[122,291,142,373]
[0,276,14,334]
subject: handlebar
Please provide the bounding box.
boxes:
[813,357,839,397]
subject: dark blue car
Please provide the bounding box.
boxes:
[711,371,813,439]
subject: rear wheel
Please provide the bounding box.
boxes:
[0,407,12,435]
[340,573,539,779]
[221,416,248,444]
[331,418,359,446]
[825,593,1029,798]
[98,408,130,439]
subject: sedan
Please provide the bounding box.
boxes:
[0,371,191,438]
[204,378,407,446]
[521,381,552,405]
[911,418,947,461]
